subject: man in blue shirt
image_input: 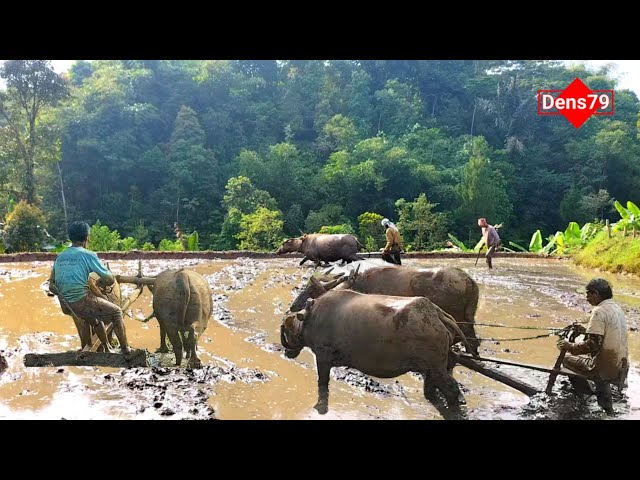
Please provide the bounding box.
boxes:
[48,221,131,353]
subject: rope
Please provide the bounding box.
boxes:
[457,320,588,330]
[478,332,557,342]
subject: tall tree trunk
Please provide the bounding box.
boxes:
[56,161,69,236]
[25,117,37,203]
[470,98,477,136]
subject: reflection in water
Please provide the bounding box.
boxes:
[0,257,637,419]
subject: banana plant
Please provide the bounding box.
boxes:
[186,231,199,251]
[612,200,640,233]
[511,221,600,255]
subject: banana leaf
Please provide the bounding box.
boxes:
[187,231,199,251]
[529,230,543,252]
[447,234,471,252]
[508,241,528,252]
[614,200,629,220]
[627,201,640,219]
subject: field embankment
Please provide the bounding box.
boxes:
[573,231,640,275]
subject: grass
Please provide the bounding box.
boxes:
[573,231,640,275]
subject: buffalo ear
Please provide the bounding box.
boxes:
[295,311,306,322]
[309,276,320,285]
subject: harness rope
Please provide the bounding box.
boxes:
[460,321,587,343]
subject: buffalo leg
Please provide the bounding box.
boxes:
[314,359,331,415]
[156,320,169,353]
[423,370,439,401]
[185,327,202,368]
[432,370,465,408]
[180,331,190,360]
[165,327,184,366]
[299,256,309,266]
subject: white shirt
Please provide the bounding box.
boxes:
[586,298,629,380]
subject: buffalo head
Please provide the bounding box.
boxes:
[280,310,306,358]
[288,265,359,312]
[276,237,304,255]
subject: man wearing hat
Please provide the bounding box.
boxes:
[557,278,629,414]
[380,218,404,265]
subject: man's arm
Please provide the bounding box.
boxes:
[558,334,603,355]
[87,252,115,288]
[383,229,393,253]
[96,274,115,288]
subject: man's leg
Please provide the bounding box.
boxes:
[72,294,131,353]
[594,380,614,414]
[393,252,402,265]
[563,354,596,395]
[486,244,496,269]
[381,252,394,264]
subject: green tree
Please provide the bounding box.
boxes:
[167,105,219,231]
[1,200,48,252]
[396,193,449,251]
[237,207,284,251]
[456,137,513,242]
[316,114,359,154]
[222,176,277,214]
[305,204,350,233]
[284,204,305,236]
[357,212,385,249]
[88,221,121,251]
[0,60,69,203]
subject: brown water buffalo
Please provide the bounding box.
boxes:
[280,282,467,416]
[149,269,212,368]
[276,233,364,268]
[300,265,481,355]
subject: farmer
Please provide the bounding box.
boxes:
[557,278,629,414]
[478,218,501,269]
[48,221,131,354]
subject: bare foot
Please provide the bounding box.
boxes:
[121,346,133,354]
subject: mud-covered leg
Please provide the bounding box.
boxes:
[156,320,169,353]
[433,369,465,408]
[594,380,614,415]
[74,317,91,351]
[423,370,439,402]
[166,328,184,366]
[92,320,114,353]
[180,331,190,360]
[314,359,331,414]
[185,327,201,368]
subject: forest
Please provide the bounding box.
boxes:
[1,60,638,253]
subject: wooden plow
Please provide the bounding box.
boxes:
[454,323,587,397]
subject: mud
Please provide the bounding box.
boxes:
[0,256,638,419]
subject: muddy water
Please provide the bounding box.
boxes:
[0,257,638,420]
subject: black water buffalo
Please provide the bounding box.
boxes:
[276,233,363,268]
[281,276,468,416]
[304,265,481,356]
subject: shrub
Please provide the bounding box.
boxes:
[2,201,48,252]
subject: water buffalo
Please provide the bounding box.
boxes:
[280,277,468,416]
[276,233,364,268]
[301,265,481,355]
[149,269,212,368]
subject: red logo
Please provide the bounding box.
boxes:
[538,78,614,128]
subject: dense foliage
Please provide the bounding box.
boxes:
[1,60,639,253]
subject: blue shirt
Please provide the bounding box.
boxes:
[53,247,111,304]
